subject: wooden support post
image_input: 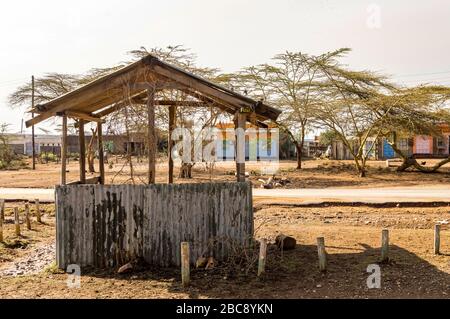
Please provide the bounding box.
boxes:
[78,119,86,184]
[25,203,31,230]
[317,237,327,272]
[381,229,390,262]
[258,239,268,277]
[147,89,156,184]
[235,112,247,183]
[61,114,68,185]
[434,224,441,255]
[14,207,20,237]
[181,242,190,288]
[35,199,41,223]
[168,105,176,184]
[97,121,105,185]
[31,75,36,171]
[0,199,4,223]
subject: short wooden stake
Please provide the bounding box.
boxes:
[181,242,190,288]
[0,199,5,223]
[381,229,390,262]
[434,224,441,255]
[317,237,327,272]
[258,239,268,277]
[0,209,3,243]
[25,204,31,230]
[14,207,21,237]
[35,199,41,223]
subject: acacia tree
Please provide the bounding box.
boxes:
[380,86,450,172]
[312,49,397,177]
[115,46,226,180]
[9,45,228,183]
[0,123,14,167]
[314,49,450,177]
[226,51,323,169]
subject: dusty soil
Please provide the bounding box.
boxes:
[1,158,450,189]
[0,202,449,299]
[0,203,55,263]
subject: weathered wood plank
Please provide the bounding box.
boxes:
[434,224,441,255]
[55,183,253,269]
[61,114,68,185]
[381,229,390,262]
[97,122,105,185]
[79,120,86,184]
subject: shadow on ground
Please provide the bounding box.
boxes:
[83,243,450,299]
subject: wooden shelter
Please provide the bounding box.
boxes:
[26,54,281,185]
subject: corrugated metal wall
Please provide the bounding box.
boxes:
[55,183,253,269]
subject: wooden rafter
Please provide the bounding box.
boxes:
[25,54,281,128]
[66,111,103,123]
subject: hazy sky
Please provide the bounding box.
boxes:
[1,0,449,133]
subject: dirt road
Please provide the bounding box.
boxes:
[254,186,450,204]
[2,186,450,204]
[0,188,55,202]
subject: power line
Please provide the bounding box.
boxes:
[395,70,450,78]
[398,76,450,84]
[0,77,29,85]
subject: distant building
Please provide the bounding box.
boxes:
[329,124,450,161]
[66,134,148,156]
[304,137,328,158]
[4,133,149,157]
[215,123,280,161]
[214,123,326,161]
[5,134,62,156]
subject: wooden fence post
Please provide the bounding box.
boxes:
[0,199,4,223]
[14,207,21,237]
[181,242,190,288]
[258,239,268,277]
[317,237,327,272]
[0,208,3,243]
[381,229,390,262]
[434,224,441,255]
[35,199,41,223]
[25,203,31,230]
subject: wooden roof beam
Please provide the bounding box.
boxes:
[25,64,150,128]
[65,111,103,123]
[151,62,253,110]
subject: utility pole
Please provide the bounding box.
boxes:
[31,75,36,170]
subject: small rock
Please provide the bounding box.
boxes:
[118,263,134,274]
[275,235,297,251]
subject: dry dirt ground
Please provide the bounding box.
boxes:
[0,202,449,299]
[2,158,450,189]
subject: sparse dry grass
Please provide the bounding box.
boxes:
[0,203,449,299]
[1,158,450,189]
